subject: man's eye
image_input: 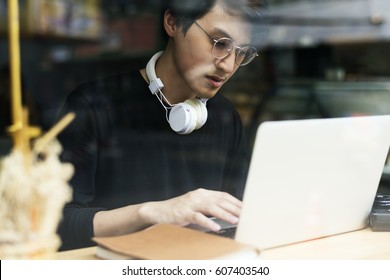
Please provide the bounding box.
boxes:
[215,41,227,49]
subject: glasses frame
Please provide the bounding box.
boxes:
[193,21,258,66]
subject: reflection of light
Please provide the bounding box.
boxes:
[50,47,72,63]
[298,35,315,47]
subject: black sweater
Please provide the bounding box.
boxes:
[57,70,249,250]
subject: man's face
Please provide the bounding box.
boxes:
[171,4,252,100]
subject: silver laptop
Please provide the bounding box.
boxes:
[234,115,390,250]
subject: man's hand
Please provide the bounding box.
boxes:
[139,188,242,232]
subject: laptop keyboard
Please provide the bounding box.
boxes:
[207,226,237,239]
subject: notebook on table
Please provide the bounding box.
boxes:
[209,115,390,250]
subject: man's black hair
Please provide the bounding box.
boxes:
[160,0,269,46]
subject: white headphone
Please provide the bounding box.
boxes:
[146,51,208,135]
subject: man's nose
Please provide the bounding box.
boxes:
[215,52,237,73]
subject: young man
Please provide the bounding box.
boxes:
[58,0,266,250]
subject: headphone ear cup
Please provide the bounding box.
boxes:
[169,102,197,134]
[184,99,208,130]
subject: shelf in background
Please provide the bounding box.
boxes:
[0,0,103,41]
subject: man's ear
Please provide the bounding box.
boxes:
[163,10,176,38]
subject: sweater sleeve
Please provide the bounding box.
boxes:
[57,205,104,250]
[56,86,106,251]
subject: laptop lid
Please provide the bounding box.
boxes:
[235,115,390,250]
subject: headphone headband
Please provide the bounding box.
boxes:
[146,51,164,95]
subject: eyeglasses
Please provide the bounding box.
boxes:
[193,21,258,66]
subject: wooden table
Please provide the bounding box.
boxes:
[55,228,390,260]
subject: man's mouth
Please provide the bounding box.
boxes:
[206,75,226,88]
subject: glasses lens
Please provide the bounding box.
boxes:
[236,46,258,66]
[212,38,234,59]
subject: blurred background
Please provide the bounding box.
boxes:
[1,0,390,190]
